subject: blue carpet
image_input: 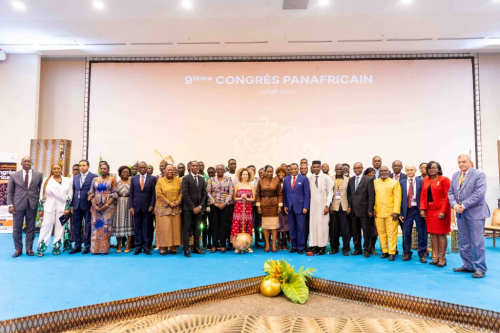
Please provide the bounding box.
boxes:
[0,233,498,320]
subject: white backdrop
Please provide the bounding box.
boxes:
[88,59,475,176]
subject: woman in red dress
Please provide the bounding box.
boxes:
[230,168,255,253]
[420,161,451,267]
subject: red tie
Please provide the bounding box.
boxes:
[292,176,296,190]
[25,170,29,188]
[408,179,413,208]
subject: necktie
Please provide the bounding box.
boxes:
[80,174,86,187]
[355,176,359,191]
[459,172,466,186]
[24,170,29,188]
[292,176,296,190]
[195,175,198,187]
[141,175,145,191]
[408,179,414,208]
[315,175,318,188]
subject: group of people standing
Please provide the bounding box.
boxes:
[7,153,489,278]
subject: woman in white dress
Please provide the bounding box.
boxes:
[37,164,73,256]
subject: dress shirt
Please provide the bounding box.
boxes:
[407,177,417,207]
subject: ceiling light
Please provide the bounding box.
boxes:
[181,0,193,9]
[11,1,26,11]
[93,1,105,10]
[318,0,329,6]
[401,0,412,4]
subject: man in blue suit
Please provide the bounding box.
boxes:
[449,154,490,278]
[283,163,310,254]
[70,160,97,254]
[129,161,157,255]
[399,164,427,263]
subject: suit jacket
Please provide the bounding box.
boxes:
[389,172,407,182]
[348,175,375,217]
[72,172,97,210]
[399,177,422,219]
[448,168,490,220]
[181,173,206,212]
[129,173,157,212]
[7,169,43,210]
[282,174,310,214]
[331,175,350,212]
[42,176,73,213]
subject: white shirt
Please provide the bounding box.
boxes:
[80,171,89,185]
[224,171,238,186]
[407,177,417,206]
[290,174,298,187]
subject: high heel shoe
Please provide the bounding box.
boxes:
[429,261,438,265]
[436,260,447,267]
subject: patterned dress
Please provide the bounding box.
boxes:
[230,189,253,242]
[88,176,118,254]
[113,179,134,237]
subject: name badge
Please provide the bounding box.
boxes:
[411,197,417,205]
[335,191,341,199]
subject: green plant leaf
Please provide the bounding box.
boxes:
[263,259,275,276]
[281,274,309,304]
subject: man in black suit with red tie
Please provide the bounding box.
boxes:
[129,161,157,255]
[348,162,375,257]
[181,160,206,257]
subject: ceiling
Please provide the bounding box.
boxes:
[1,0,500,58]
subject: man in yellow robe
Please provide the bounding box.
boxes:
[374,166,402,261]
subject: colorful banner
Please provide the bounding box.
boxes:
[0,153,18,234]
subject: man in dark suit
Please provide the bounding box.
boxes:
[283,163,310,254]
[399,165,427,263]
[181,160,206,257]
[129,161,157,255]
[70,159,97,254]
[348,162,375,257]
[390,160,407,182]
[449,154,490,278]
[7,156,43,257]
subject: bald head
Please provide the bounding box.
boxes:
[405,164,417,178]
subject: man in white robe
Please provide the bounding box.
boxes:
[308,160,334,255]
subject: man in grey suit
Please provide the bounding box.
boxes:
[449,154,490,278]
[7,156,43,257]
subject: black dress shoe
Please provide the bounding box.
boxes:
[26,250,35,256]
[69,248,81,254]
[298,250,304,255]
[329,250,338,255]
[363,251,370,258]
[343,251,349,256]
[134,248,142,255]
[255,243,263,249]
[351,250,362,255]
[436,260,446,267]
[317,249,326,255]
[227,244,233,251]
[472,270,485,278]
[289,249,297,253]
[82,248,90,254]
[12,250,22,258]
[419,256,427,263]
[144,249,151,255]
[193,247,206,255]
[453,266,474,273]
[402,255,411,261]
[381,253,389,259]
[389,254,395,261]
[184,251,191,257]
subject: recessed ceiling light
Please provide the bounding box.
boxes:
[181,0,193,9]
[318,0,329,6]
[12,1,26,11]
[93,1,105,10]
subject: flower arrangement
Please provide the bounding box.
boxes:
[260,259,316,304]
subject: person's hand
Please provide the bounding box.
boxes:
[284,207,288,215]
[346,208,351,215]
[323,207,329,215]
[64,209,70,218]
[258,207,262,214]
[193,206,201,214]
[420,210,426,218]
[373,210,377,218]
[129,208,135,216]
[368,211,373,218]
[391,213,399,221]
[70,207,74,215]
[8,206,15,214]
[38,211,44,218]
[458,204,466,213]
[149,206,154,212]
[399,216,404,222]
[438,212,445,219]
[241,194,247,199]
[302,208,308,214]
[278,207,282,214]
